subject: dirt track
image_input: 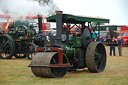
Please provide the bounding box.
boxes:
[105,46,128,57]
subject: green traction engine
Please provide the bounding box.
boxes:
[0,19,38,60]
[29,11,109,78]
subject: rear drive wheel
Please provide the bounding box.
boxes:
[86,42,106,73]
[0,34,15,59]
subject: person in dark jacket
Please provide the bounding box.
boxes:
[118,36,124,56]
[110,37,116,56]
[99,36,104,42]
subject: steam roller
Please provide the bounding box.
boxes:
[28,11,109,78]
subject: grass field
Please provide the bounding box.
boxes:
[0,47,128,85]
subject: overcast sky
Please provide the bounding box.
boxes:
[54,0,128,25]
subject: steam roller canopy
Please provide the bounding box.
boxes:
[82,28,92,48]
[30,52,69,78]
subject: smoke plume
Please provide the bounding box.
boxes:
[0,0,51,15]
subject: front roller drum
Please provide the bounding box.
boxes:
[30,52,69,78]
[86,42,106,73]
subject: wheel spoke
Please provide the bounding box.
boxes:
[4,40,10,46]
[2,37,6,43]
[94,48,102,68]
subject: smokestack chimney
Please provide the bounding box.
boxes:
[38,15,42,33]
[54,11,63,47]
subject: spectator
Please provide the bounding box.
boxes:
[110,37,116,56]
[106,32,111,39]
[99,36,104,42]
[106,33,111,46]
[118,36,124,56]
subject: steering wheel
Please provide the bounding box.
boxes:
[16,25,28,34]
[16,25,28,31]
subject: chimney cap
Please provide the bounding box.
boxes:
[56,11,63,14]
[37,15,42,18]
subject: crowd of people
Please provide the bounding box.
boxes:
[109,36,124,56]
[99,33,124,56]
